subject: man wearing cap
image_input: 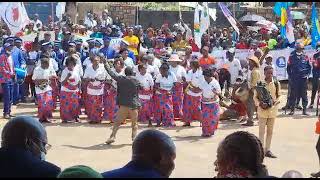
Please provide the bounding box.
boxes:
[11,38,27,104]
[223,48,242,85]
[287,43,311,115]
[99,36,116,60]
[242,55,261,126]
[0,43,15,118]
[309,42,320,109]
[53,41,66,73]
[260,54,275,80]
[86,38,96,52]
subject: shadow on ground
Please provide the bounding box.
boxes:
[62,143,131,150]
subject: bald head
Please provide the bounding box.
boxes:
[132,129,176,177]
[1,116,47,149]
[282,170,303,178]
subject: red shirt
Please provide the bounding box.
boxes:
[236,42,249,49]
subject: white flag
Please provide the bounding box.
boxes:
[0,2,30,35]
[179,2,198,8]
[194,3,201,49]
[200,2,210,35]
[56,2,66,21]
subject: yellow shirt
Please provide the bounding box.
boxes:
[253,80,281,119]
[171,40,188,51]
[123,35,140,55]
[250,67,261,89]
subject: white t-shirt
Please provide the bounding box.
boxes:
[146,64,160,78]
[82,57,92,68]
[155,72,177,91]
[83,64,108,95]
[124,57,135,68]
[199,78,221,104]
[60,68,81,92]
[32,66,56,94]
[186,69,203,97]
[224,58,242,85]
[153,57,162,68]
[170,65,187,83]
[135,72,154,100]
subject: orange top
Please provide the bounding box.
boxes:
[199,56,216,67]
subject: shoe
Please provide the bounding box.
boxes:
[182,123,191,127]
[308,105,314,109]
[106,137,115,145]
[295,105,303,110]
[288,110,295,115]
[3,114,10,119]
[265,151,277,158]
[9,114,15,118]
[281,105,289,110]
[302,109,309,116]
[242,122,254,126]
[311,171,320,178]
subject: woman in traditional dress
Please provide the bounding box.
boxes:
[182,60,203,126]
[168,54,187,120]
[198,68,221,137]
[59,55,81,123]
[83,55,108,123]
[135,64,154,126]
[32,57,56,123]
[154,63,177,127]
[103,57,125,123]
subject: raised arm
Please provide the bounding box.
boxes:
[103,61,120,82]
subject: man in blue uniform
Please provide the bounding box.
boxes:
[53,40,65,74]
[287,43,311,115]
[99,36,115,60]
[11,38,26,104]
[309,42,320,109]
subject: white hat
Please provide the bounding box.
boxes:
[265,54,273,59]
[168,54,182,62]
[228,48,235,54]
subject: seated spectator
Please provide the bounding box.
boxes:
[282,170,303,178]
[102,129,176,178]
[199,46,216,70]
[214,131,268,178]
[0,116,61,177]
[171,32,188,51]
[58,165,103,178]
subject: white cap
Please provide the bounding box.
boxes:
[228,48,235,54]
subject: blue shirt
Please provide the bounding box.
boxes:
[0,147,61,178]
[11,47,26,68]
[102,160,164,178]
[99,46,116,59]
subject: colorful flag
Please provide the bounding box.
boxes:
[56,2,66,21]
[200,2,210,35]
[286,6,295,44]
[218,2,239,35]
[311,2,320,48]
[274,2,293,16]
[194,3,201,49]
[0,2,30,35]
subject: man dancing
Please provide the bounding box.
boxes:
[104,57,142,144]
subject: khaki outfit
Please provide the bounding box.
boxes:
[253,79,281,152]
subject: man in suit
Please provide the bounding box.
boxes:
[102,129,176,178]
[0,116,61,177]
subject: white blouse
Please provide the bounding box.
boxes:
[32,66,56,94]
[186,69,203,97]
[135,72,154,100]
[198,78,221,104]
[170,65,187,83]
[155,72,177,91]
[83,63,108,95]
[60,68,81,92]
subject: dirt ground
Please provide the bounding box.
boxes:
[0,89,318,178]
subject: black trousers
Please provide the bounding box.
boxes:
[311,77,320,106]
[288,78,308,109]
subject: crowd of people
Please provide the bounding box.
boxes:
[0,9,320,178]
